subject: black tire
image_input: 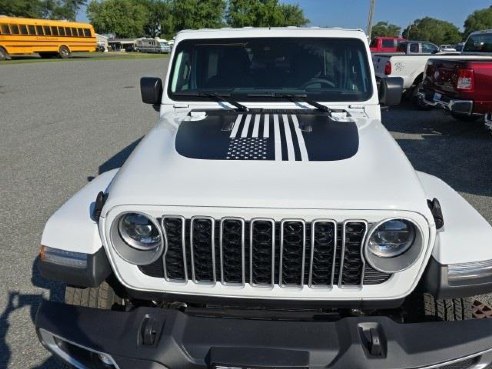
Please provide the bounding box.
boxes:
[406,293,473,322]
[410,82,432,110]
[0,46,11,60]
[58,45,71,59]
[451,112,480,122]
[65,281,122,310]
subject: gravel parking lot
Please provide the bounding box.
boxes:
[1,58,491,369]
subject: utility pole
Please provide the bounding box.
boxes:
[366,0,376,40]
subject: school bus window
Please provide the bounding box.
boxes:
[58,27,66,36]
[1,24,10,34]
[51,26,59,36]
[11,24,20,35]
[77,28,84,36]
[65,27,71,36]
[28,25,35,34]
[83,28,91,37]
[20,25,28,35]
[71,27,77,36]
[36,25,44,35]
[44,26,52,36]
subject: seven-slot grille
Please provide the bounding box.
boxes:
[139,217,391,287]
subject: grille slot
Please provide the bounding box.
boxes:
[220,218,245,284]
[161,216,187,281]
[250,219,275,286]
[190,216,216,283]
[309,220,337,287]
[340,222,367,286]
[138,216,392,288]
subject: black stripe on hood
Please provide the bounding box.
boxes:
[175,110,359,162]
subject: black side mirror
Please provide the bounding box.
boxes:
[140,77,162,110]
[378,77,404,106]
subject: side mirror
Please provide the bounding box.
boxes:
[378,77,404,106]
[140,77,162,109]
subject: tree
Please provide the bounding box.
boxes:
[134,0,171,38]
[87,0,148,38]
[60,0,87,20]
[402,17,461,45]
[371,21,401,38]
[227,0,308,28]
[464,6,492,39]
[171,0,226,32]
[0,0,85,19]
[0,0,48,18]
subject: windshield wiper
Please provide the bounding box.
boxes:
[199,92,249,112]
[173,91,249,112]
[247,92,331,113]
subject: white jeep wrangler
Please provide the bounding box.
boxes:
[36,28,492,369]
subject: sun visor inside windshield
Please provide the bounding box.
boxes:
[175,110,359,162]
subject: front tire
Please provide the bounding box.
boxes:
[0,47,11,60]
[406,293,473,322]
[65,281,122,310]
[58,45,71,59]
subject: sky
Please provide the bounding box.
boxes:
[77,0,491,32]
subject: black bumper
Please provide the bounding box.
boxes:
[36,300,492,369]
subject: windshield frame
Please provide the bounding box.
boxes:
[167,37,374,103]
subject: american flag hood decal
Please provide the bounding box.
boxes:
[175,110,359,162]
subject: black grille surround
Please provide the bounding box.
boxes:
[139,217,391,288]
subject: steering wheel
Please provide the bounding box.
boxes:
[302,78,336,89]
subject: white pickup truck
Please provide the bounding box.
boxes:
[372,53,461,103]
[372,40,491,104]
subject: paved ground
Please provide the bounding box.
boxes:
[0,58,491,369]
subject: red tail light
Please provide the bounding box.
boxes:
[456,68,474,91]
[384,61,392,75]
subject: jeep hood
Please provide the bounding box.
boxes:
[104,110,429,214]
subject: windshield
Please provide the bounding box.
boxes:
[168,37,373,102]
[464,33,492,53]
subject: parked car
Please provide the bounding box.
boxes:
[396,40,440,54]
[455,42,465,52]
[372,37,484,105]
[35,27,492,369]
[440,44,457,52]
[420,30,492,123]
[136,37,171,53]
[369,36,405,53]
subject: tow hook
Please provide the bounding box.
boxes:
[359,323,386,357]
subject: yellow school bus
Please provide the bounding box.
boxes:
[0,16,96,60]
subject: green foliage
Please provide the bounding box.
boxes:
[87,0,148,38]
[133,0,171,38]
[0,0,85,20]
[464,6,492,39]
[171,0,226,31]
[371,21,401,38]
[227,0,308,27]
[402,17,462,45]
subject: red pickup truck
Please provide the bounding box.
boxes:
[420,30,492,126]
[369,36,405,53]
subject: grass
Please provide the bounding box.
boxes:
[0,51,169,65]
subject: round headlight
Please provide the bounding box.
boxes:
[368,219,416,258]
[118,213,161,250]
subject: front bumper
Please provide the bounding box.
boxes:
[418,90,474,115]
[36,300,492,369]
